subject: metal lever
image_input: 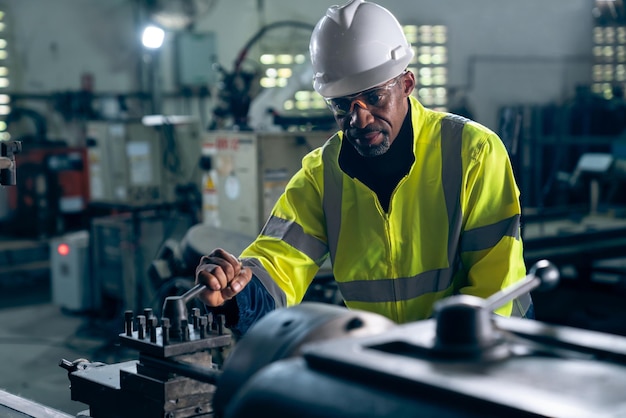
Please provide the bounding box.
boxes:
[161,284,207,340]
[485,259,560,312]
[432,259,560,359]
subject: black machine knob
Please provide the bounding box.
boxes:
[432,260,559,359]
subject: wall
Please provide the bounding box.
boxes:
[7,0,594,132]
[10,0,139,92]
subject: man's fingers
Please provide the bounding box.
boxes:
[195,249,249,306]
[201,249,242,279]
[221,267,252,300]
[198,287,225,307]
[197,264,229,290]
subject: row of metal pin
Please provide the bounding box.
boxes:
[124,308,227,345]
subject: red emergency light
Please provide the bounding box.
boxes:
[57,243,70,256]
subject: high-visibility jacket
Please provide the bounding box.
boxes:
[240,96,528,324]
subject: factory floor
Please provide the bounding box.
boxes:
[0,240,626,417]
[0,274,137,417]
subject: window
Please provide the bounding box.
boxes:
[592,0,626,99]
[404,24,448,111]
[0,4,10,140]
[259,52,326,113]
[255,23,449,115]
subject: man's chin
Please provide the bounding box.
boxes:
[356,142,389,158]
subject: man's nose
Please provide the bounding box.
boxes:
[349,101,375,128]
[347,97,369,114]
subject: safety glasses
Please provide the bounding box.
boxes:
[325,73,405,116]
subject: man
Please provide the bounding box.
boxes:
[195,0,531,336]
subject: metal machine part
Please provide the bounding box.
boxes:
[212,302,396,416]
[430,260,559,361]
[61,260,626,417]
[61,285,233,418]
[0,388,72,418]
[218,261,626,418]
[224,318,626,418]
[61,295,393,418]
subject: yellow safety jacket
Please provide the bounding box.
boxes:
[240,96,527,324]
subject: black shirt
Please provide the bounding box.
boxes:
[338,106,414,212]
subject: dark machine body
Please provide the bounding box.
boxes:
[55,260,626,418]
[221,315,626,418]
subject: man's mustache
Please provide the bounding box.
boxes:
[346,126,384,139]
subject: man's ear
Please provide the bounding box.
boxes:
[402,71,416,96]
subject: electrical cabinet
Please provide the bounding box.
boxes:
[201,131,332,238]
[86,117,202,207]
[50,230,92,312]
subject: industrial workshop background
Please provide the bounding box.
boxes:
[1,0,626,417]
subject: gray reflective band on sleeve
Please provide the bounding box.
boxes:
[462,214,521,252]
[241,257,287,308]
[337,268,455,302]
[261,215,328,264]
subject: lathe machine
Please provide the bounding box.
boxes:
[44,259,626,418]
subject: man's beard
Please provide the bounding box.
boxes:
[346,129,391,158]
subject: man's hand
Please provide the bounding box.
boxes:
[195,248,253,307]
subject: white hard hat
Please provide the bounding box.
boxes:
[309,0,414,99]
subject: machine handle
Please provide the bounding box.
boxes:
[485,259,560,312]
[161,283,207,339]
[181,283,207,303]
[432,260,560,359]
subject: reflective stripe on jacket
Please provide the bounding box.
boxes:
[240,96,528,323]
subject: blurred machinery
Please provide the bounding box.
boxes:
[86,116,203,209]
[199,130,330,238]
[43,115,204,321]
[2,143,89,237]
[0,107,92,237]
[150,122,338,320]
[75,115,332,324]
[50,230,92,312]
[208,19,335,132]
[498,88,626,212]
[51,260,626,418]
[90,211,196,320]
[495,97,626,334]
[0,140,20,186]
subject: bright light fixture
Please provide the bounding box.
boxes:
[142,25,165,49]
